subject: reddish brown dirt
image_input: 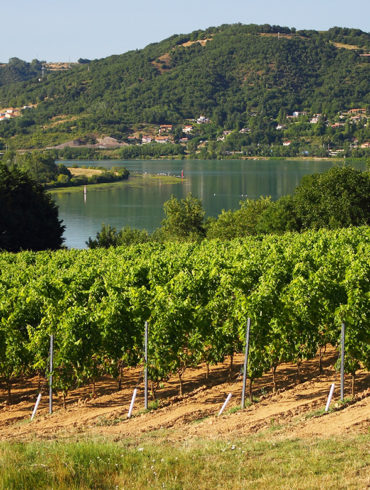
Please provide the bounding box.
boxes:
[0,350,368,442]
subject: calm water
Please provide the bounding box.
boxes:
[53,159,354,249]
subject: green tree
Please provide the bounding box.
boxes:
[3,151,71,185]
[293,167,370,230]
[118,226,150,246]
[0,164,65,251]
[207,197,272,239]
[86,224,121,248]
[87,225,150,248]
[256,195,301,234]
[160,193,206,241]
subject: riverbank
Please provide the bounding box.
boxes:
[48,173,185,194]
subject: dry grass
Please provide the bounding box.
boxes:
[151,53,172,73]
[44,62,76,71]
[260,33,295,39]
[180,38,212,47]
[331,41,361,50]
[46,115,83,128]
[67,167,103,177]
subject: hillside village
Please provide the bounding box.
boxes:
[1,101,369,158]
[54,108,370,158]
[134,109,369,153]
[0,104,35,122]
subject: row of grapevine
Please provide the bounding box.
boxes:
[0,227,369,403]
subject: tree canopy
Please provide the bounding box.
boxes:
[293,166,370,229]
[86,224,150,248]
[207,197,272,239]
[2,151,70,184]
[160,193,206,241]
[0,164,65,252]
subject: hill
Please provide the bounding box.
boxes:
[0,24,369,156]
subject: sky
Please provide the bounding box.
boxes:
[2,0,369,62]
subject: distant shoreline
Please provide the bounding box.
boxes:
[55,155,366,163]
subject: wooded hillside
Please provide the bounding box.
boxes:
[0,24,369,153]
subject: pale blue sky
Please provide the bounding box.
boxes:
[2,0,369,62]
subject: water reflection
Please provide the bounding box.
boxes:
[53,159,355,249]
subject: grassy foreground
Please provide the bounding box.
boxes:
[0,433,368,489]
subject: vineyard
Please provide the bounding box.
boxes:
[0,227,369,407]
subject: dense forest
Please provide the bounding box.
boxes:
[0,24,369,156]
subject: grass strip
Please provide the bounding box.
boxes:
[0,433,368,489]
[48,173,183,194]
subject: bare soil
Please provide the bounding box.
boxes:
[0,349,368,442]
[50,136,127,150]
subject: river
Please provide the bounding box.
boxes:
[52,159,357,249]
